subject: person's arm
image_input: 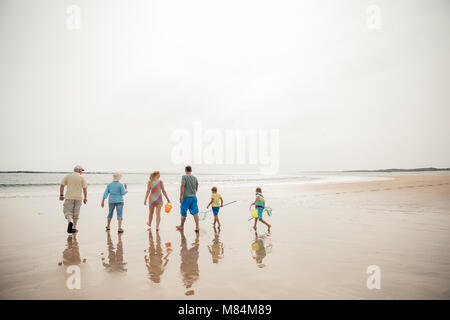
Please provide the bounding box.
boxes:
[195,178,198,192]
[82,177,88,204]
[160,180,170,202]
[59,185,65,201]
[144,181,151,205]
[249,200,256,210]
[83,188,88,204]
[59,176,67,201]
[121,183,128,196]
[179,181,185,203]
[206,198,213,209]
[101,185,109,208]
[220,196,223,207]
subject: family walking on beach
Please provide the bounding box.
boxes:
[59,165,271,234]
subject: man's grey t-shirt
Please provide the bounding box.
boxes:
[182,174,198,198]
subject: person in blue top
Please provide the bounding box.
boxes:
[101,173,128,233]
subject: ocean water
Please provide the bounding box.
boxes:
[0,171,395,198]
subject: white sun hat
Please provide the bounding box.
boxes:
[113,173,123,182]
[74,165,84,172]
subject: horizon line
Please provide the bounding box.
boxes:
[0,167,449,174]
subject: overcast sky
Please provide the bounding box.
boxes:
[0,0,449,173]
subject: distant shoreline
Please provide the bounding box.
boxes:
[344,167,450,173]
[0,171,232,175]
[0,167,449,174]
[0,171,115,174]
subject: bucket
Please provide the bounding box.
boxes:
[165,203,172,213]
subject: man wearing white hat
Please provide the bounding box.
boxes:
[59,165,88,233]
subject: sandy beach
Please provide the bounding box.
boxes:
[0,174,449,299]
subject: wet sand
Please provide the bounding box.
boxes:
[0,174,449,299]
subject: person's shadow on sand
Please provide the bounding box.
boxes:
[251,232,272,268]
[145,229,171,283]
[101,231,127,272]
[179,229,200,296]
[208,229,224,264]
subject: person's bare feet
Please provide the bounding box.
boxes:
[146,221,151,227]
[253,225,257,231]
[176,225,183,230]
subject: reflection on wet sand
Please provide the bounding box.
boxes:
[61,234,85,266]
[179,230,200,296]
[101,231,127,272]
[208,229,224,264]
[144,230,172,283]
[251,232,272,268]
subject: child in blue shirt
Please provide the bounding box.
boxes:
[101,173,128,233]
[250,187,271,232]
